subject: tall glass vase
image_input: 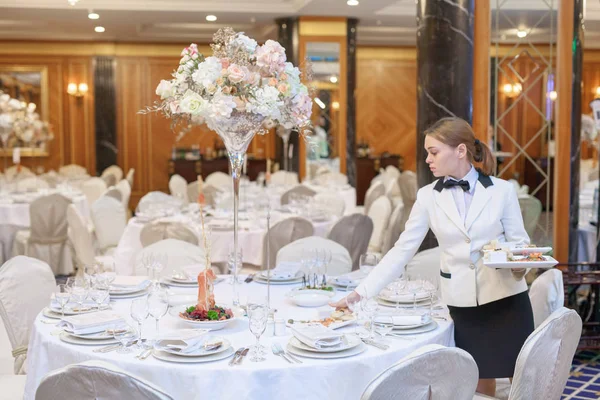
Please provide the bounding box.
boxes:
[227,150,245,306]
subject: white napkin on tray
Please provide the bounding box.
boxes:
[154,329,211,354]
[261,261,300,280]
[291,325,343,349]
[57,310,124,335]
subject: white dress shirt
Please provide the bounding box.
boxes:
[444,165,478,224]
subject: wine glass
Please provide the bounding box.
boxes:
[359,253,380,276]
[407,271,424,313]
[147,290,169,338]
[142,253,155,282]
[360,293,378,339]
[89,284,109,311]
[54,284,70,318]
[390,276,407,311]
[130,297,149,348]
[112,323,138,354]
[84,263,99,287]
[423,278,440,315]
[227,248,243,284]
[247,302,269,362]
[151,253,167,285]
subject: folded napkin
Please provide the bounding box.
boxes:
[110,276,151,292]
[291,325,343,349]
[57,311,124,335]
[261,261,301,279]
[154,329,211,354]
[333,270,367,287]
[374,314,430,326]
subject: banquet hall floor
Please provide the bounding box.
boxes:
[563,350,600,399]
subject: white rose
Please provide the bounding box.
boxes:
[236,34,258,52]
[192,57,223,87]
[155,80,174,99]
[227,64,246,84]
[179,90,207,115]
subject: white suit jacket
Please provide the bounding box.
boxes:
[356,172,530,307]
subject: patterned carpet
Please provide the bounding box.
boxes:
[563,351,600,399]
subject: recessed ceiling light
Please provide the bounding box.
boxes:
[94,26,105,33]
[517,29,527,38]
[250,17,256,23]
[206,15,217,22]
[329,76,338,84]
[88,12,99,20]
[67,0,78,5]
[347,0,359,5]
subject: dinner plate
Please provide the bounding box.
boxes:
[257,271,302,282]
[48,304,99,316]
[59,332,119,346]
[288,335,360,353]
[376,296,432,308]
[378,291,431,303]
[68,331,116,340]
[386,315,432,330]
[286,342,367,359]
[109,283,151,295]
[110,290,149,300]
[254,276,302,285]
[391,320,439,334]
[159,338,231,357]
[509,246,553,255]
[152,347,235,363]
[483,255,558,269]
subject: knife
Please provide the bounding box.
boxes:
[244,274,255,283]
[235,348,249,365]
[229,347,245,366]
[93,343,122,353]
[361,339,389,350]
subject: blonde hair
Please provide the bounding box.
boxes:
[424,117,495,176]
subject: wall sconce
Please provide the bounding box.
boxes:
[502,83,522,98]
[331,101,340,110]
[595,86,600,98]
[67,83,88,97]
[547,90,557,101]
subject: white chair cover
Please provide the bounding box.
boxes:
[12,193,74,275]
[101,165,123,182]
[35,360,173,400]
[91,196,126,252]
[58,164,87,177]
[134,239,205,278]
[115,180,132,212]
[361,344,478,400]
[398,171,417,230]
[101,173,117,188]
[4,166,32,180]
[363,181,385,215]
[140,221,198,248]
[125,168,135,188]
[271,171,299,186]
[16,177,49,191]
[381,202,406,255]
[507,308,581,400]
[328,214,373,271]
[187,181,200,204]
[385,165,401,180]
[518,196,542,238]
[276,236,352,276]
[205,171,231,188]
[104,187,122,203]
[67,204,96,269]
[136,192,183,214]
[529,269,564,328]
[0,256,55,374]
[280,185,317,205]
[263,217,314,269]
[169,174,189,204]
[0,374,26,399]
[314,172,348,187]
[201,184,221,207]
[313,193,345,218]
[39,173,59,189]
[406,247,441,297]
[367,196,392,253]
[81,177,107,207]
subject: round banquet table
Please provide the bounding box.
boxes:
[113,212,335,273]
[24,276,454,400]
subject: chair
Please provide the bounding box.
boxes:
[16,177,49,191]
[313,193,346,218]
[81,177,107,207]
[518,196,542,238]
[529,269,564,328]
[58,164,87,177]
[187,180,200,204]
[3,166,32,180]
[276,236,352,276]
[381,202,406,255]
[101,173,116,188]
[0,375,26,400]
[280,185,317,205]
[398,171,417,229]
[136,192,183,214]
[91,196,126,255]
[11,193,74,275]
[134,239,205,278]
[406,247,441,297]
[104,187,122,203]
[328,214,374,271]
[367,196,392,253]
[101,165,123,182]
[35,360,173,400]
[385,165,401,180]
[140,221,198,247]
[314,172,348,187]
[205,171,231,188]
[361,344,478,400]
[0,256,56,374]
[169,174,189,203]
[263,217,313,269]
[125,168,135,188]
[67,205,112,270]
[115,179,132,212]
[362,181,385,215]
[271,170,299,186]
[473,308,582,400]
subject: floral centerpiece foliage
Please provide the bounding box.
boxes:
[142,27,312,141]
[0,90,54,147]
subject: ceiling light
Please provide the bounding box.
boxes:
[517,30,527,38]
[250,17,256,23]
[94,26,105,33]
[329,76,338,84]
[314,98,326,109]
[347,0,359,5]
[206,15,217,22]
[67,0,79,5]
[88,12,99,20]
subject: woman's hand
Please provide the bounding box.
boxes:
[329,291,361,310]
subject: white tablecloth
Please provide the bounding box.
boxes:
[303,183,357,216]
[0,192,89,262]
[114,212,335,273]
[24,277,454,400]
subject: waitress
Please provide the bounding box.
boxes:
[332,117,533,397]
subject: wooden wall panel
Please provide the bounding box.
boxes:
[582,60,600,160]
[356,58,418,171]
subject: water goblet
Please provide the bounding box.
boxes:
[130,297,149,348]
[54,284,70,318]
[373,313,394,341]
[247,303,268,362]
[359,253,380,276]
[407,272,424,313]
[112,323,138,354]
[147,289,169,338]
[89,284,109,311]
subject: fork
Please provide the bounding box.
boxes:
[271,343,294,364]
[274,342,302,364]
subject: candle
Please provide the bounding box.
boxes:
[13,148,20,165]
[288,144,294,159]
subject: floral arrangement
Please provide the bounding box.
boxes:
[0,90,54,147]
[142,27,312,139]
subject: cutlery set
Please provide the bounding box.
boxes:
[271,343,302,364]
[229,347,250,366]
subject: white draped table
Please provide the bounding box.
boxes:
[25,277,454,400]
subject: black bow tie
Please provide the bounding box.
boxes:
[443,179,470,192]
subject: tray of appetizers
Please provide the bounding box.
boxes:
[482,241,552,255]
[483,252,558,269]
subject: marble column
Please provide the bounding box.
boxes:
[416,0,474,250]
[276,18,300,173]
[93,56,117,174]
[569,1,584,262]
[346,18,359,187]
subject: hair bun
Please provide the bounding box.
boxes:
[473,140,483,162]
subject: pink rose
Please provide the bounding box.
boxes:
[268,78,278,86]
[255,40,287,74]
[216,77,224,86]
[279,73,288,81]
[245,72,260,85]
[227,65,246,84]
[277,83,288,94]
[233,97,247,111]
[221,58,231,69]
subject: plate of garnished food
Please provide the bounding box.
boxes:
[482,240,552,256]
[483,251,558,269]
[287,308,356,330]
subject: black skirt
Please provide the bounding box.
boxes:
[447,291,534,379]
